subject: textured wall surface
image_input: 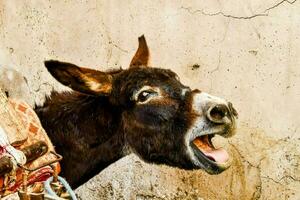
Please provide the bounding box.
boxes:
[0,1,299,199]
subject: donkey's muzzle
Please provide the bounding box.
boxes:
[206,102,237,125]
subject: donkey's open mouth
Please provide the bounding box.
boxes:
[190,133,231,174]
[193,135,229,163]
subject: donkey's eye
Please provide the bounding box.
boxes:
[133,86,160,103]
[137,91,152,102]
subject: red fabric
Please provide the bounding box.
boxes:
[8,166,53,192]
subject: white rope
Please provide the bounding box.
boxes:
[0,126,26,165]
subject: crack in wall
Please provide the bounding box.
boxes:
[33,82,53,93]
[279,175,300,182]
[95,1,128,69]
[228,139,270,200]
[210,51,221,74]
[265,0,297,12]
[180,0,298,20]
[98,17,128,68]
[261,176,284,185]
[112,44,129,53]
[180,6,267,19]
[251,166,262,200]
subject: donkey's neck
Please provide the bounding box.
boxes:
[35,91,125,188]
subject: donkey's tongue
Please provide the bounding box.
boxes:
[193,136,229,164]
[202,148,229,163]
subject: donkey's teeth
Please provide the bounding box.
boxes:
[193,136,214,151]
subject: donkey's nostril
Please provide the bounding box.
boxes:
[207,104,229,124]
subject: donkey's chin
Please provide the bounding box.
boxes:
[188,130,234,174]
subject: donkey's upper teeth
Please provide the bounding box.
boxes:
[193,135,213,151]
[193,135,229,164]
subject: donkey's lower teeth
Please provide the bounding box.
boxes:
[193,135,229,164]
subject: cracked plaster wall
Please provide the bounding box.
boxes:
[0,1,299,199]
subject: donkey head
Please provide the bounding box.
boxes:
[44,36,238,174]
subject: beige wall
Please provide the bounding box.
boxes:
[0,1,299,199]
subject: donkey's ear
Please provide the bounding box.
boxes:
[44,60,113,95]
[129,35,150,68]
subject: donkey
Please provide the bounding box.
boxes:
[35,36,238,188]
